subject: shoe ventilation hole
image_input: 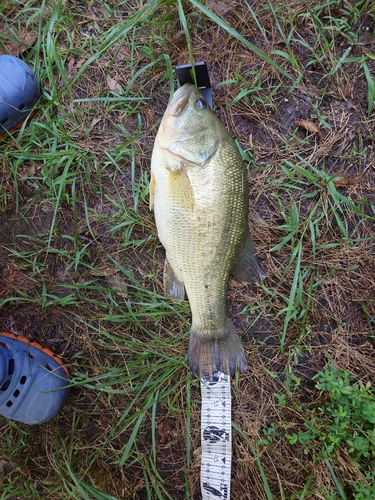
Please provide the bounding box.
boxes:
[46,365,52,372]
[8,359,14,375]
[3,378,27,408]
[0,341,8,348]
[0,376,27,392]
[1,380,10,391]
[28,353,34,359]
[19,103,26,111]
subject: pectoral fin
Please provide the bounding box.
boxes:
[149,174,156,211]
[167,168,194,212]
[232,232,265,283]
[163,257,185,302]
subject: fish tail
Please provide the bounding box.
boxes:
[188,319,248,378]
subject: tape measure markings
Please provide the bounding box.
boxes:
[200,370,232,499]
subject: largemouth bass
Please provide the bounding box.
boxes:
[150,83,264,377]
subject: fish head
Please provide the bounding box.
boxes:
[157,83,222,165]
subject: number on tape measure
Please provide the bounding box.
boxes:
[200,371,231,499]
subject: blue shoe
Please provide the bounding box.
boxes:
[0,54,40,137]
[0,332,70,424]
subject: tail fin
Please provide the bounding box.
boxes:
[188,318,248,378]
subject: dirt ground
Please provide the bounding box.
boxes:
[1,0,375,499]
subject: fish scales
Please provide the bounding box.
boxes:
[150,83,264,377]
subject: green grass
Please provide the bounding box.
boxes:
[285,364,375,499]
[0,0,374,498]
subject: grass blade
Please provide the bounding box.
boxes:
[188,0,294,82]
[176,0,197,86]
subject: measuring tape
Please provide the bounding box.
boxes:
[200,371,232,499]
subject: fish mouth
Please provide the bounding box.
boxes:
[168,83,195,117]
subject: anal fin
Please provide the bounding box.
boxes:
[163,257,185,302]
[232,231,265,283]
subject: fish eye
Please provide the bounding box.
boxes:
[195,98,207,109]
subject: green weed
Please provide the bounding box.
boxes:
[286,364,375,498]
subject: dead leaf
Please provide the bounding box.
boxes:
[158,420,170,445]
[333,177,362,187]
[105,275,128,298]
[67,56,76,76]
[172,30,186,46]
[90,117,102,129]
[205,0,232,16]
[113,45,130,61]
[18,163,36,178]
[67,56,86,79]
[2,30,38,56]
[294,119,324,139]
[107,75,123,94]
[76,57,85,69]
[295,84,322,100]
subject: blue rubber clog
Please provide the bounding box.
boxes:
[0,54,40,137]
[0,332,70,424]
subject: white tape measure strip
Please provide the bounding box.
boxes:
[200,371,232,500]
